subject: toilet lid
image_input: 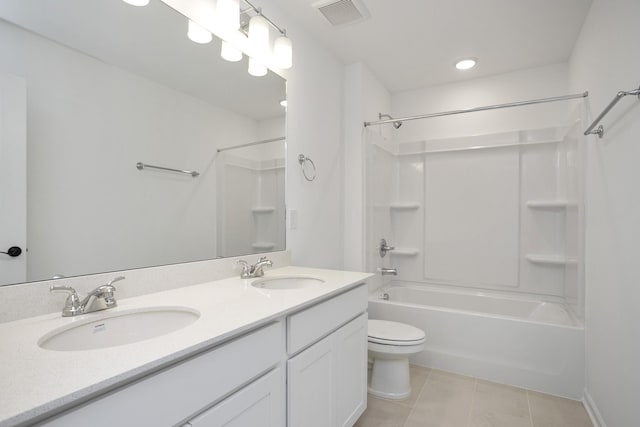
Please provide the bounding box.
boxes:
[368,319,425,344]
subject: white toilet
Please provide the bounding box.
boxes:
[367,319,426,400]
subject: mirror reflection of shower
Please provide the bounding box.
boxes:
[216,137,286,257]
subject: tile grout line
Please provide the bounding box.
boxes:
[526,390,535,427]
[401,367,432,427]
[464,377,478,427]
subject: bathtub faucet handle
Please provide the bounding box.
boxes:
[379,238,395,258]
[378,268,398,276]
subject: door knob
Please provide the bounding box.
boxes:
[1,246,22,257]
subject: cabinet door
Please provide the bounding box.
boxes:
[187,368,284,427]
[334,313,368,427]
[287,313,368,427]
[287,334,334,427]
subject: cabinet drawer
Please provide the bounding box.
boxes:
[287,284,367,355]
[185,368,284,427]
[39,322,283,427]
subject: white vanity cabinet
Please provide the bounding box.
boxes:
[33,283,368,427]
[37,322,285,427]
[287,285,368,427]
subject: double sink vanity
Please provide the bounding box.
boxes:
[0,264,373,427]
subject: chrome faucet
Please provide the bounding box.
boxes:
[377,268,398,276]
[50,276,125,317]
[238,256,273,279]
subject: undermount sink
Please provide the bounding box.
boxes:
[251,275,325,290]
[38,306,200,351]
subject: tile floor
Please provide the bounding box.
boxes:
[355,365,593,427]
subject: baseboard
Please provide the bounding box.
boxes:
[583,389,606,427]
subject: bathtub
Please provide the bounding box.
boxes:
[368,282,585,399]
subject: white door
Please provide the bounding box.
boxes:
[287,334,334,427]
[187,368,285,427]
[0,72,27,285]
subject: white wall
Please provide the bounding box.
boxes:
[0,20,260,282]
[256,0,346,269]
[568,0,640,425]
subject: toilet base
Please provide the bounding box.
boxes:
[368,356,411,400]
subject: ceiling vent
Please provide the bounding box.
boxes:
[312,0,371,27]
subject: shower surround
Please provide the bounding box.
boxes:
[365,116,586,398]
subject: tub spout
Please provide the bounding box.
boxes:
[378,268,397,276]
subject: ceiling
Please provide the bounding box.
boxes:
[270,0,593,92]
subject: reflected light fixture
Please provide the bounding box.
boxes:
[248,58,267,76]
[122,0,149,6]
[216,0,240,31]
[455,58,477,70]
[279,99,287,107]
[188,20,213,44]
[274,34,292,69]
[221,40,243,62]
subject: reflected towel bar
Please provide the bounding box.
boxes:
[136,162,199,178]
[583,85,640,138]
[217,136,285,153]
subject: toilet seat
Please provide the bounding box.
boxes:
[368,320,426,346]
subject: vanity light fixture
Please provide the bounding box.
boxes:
[122,0,149,6]
[248,15,270,57]
[455,58,477,70]
[216,0,240,31]
[188,20,213,44]
[274,34,293,69]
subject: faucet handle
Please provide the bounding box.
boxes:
[237,260,251,278]
[50,285,82,316]
[104,276,125,288]
[50,284,78,298]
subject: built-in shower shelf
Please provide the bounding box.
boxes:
[390,248,420,257]
[389,202,420,210]
[252,207,275,213]
[526,254,578,266]
[526,200,577,209]
[252,242,275,250]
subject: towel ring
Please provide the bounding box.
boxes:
[298,154,316,181]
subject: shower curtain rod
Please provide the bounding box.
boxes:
[363,92,589,127]
[217,136,285,153]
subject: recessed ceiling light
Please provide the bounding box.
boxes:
[455,58,477,70]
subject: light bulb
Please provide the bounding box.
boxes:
[187,20,212,44]
[274,35,292,69]
[455,58,477,70]
[122,0,149,6]
[248,15,270,57]
[221,40,243,62]
[216,0,240,31]
[248,58,267,77]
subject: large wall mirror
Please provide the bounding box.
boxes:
[0,0,286,287]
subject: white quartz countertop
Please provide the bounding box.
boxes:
[0,266,372,427]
